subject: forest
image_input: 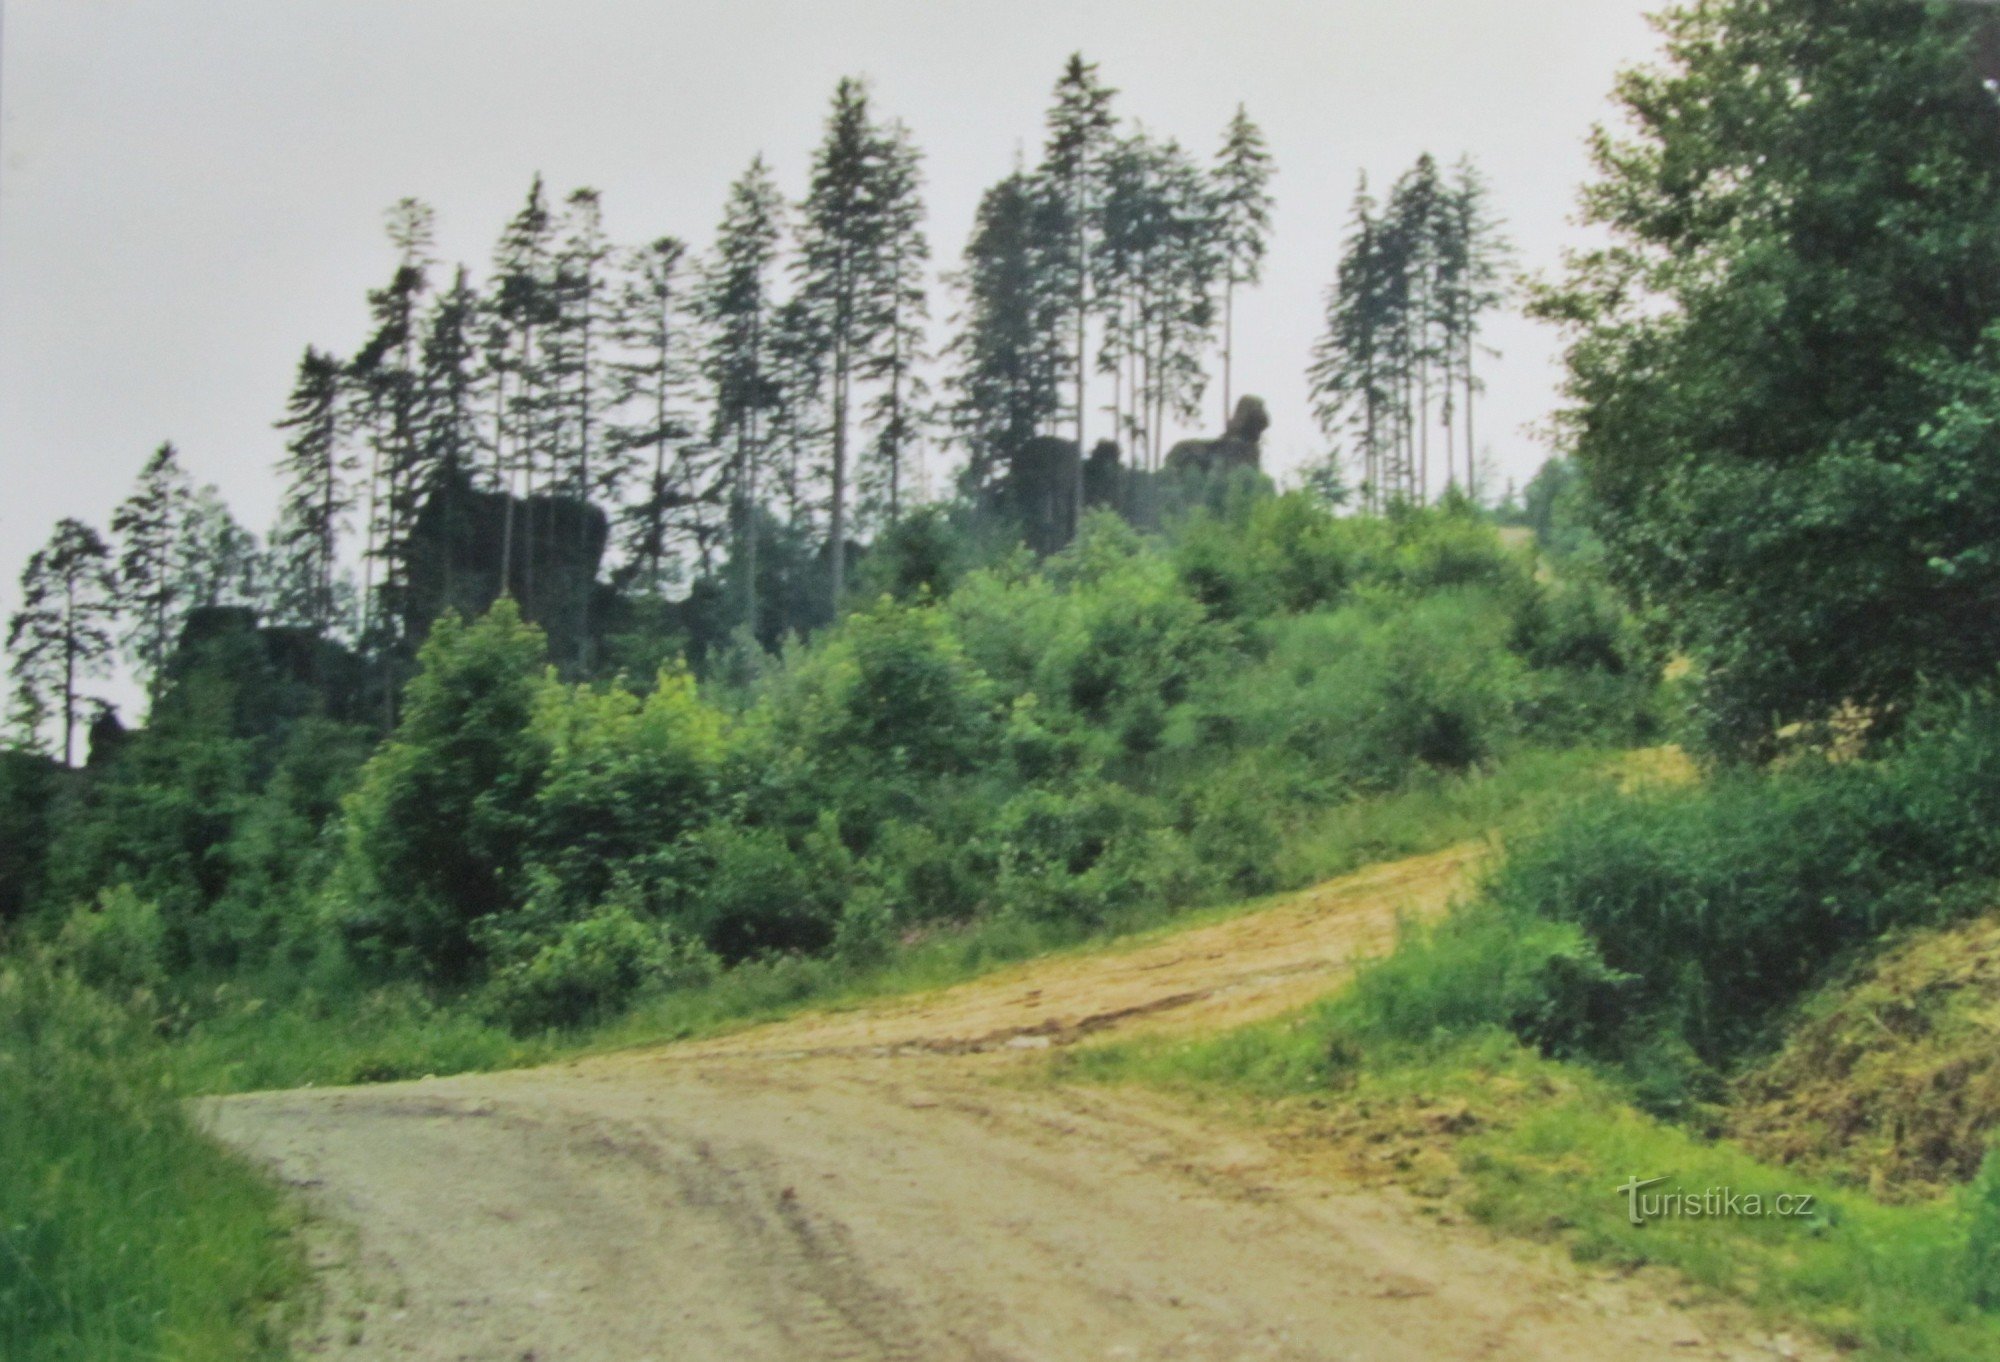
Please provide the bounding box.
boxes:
[15,1,2000,1359]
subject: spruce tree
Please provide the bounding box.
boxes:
[948,170,1068,496]
[858,118,930,526]
[177,485,262,612]
[488,175,559,603]
[1040,54,1118,530]
[1309,177,1403,509]
[419,266,489,489]
[351,197,437,645]
[1437,157,1509,494]
[111,441,196,698]
[1212,104,1275,425]
[549,187,614,505]
[608,236,705,595]
[6,518,118,765]
[272,345,357,635]
[795,76,898,608]
[700,157,786,635]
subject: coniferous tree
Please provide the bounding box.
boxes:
[948,170,1068,496]
[351,197,437,646]
[1437,157,1510,494]
[1094,131,1217,470]
[111,441,196,698]
[701,156,786,634]
[795,77,902,607]
[488,175,559,602]
[419,266,489,489]
[7,518,118,765]
[549,187,614,505]
[1386,154,1446,501]
[1310,177,1403,509]
[1212,104,1275,424]
[608,236,706,594]
[858,118,931,526]
[272,346,357,635]
[1040,54,1118,529]
[768,295,831,537]
[177,486,262,612]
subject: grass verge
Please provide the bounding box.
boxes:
[1065,1014,2000,1362]
[0,959,307,1361]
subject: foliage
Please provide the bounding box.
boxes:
[6,518,118,765]
[0,958,303,1360]
[483,896,717,1032]
[50,887,168,1001]
[336,601,552,981]
[1536,0,2000,759]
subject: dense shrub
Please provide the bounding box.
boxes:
[768,594,997,779]
[336,602,552,981]
[482,899,717,1033]
[50,887,167,1001]
[678,817,851,961]
[526,667,728,916]
[1194,590,1524,792]
[1406,691,2000,1087]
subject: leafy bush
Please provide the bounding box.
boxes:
[1198,590,1524,792]
[526,666,727,915]
[1472,690,2000,1076]
[775,594,997,778]
[483,899,717,1033]
[51,886,167,1001]
[679,816,851,961]
[988,780,1191,926]
[336,602,552,982]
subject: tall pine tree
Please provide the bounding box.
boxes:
[858,117,930,526]
[701,157,786,635]
[7,518,118,765]
[948,169,1068,497]
[1212,104,1275,425]
[111,442,196,699]
[1040,54,1118,530]
[272,345,357,635]
[608,236,706,594]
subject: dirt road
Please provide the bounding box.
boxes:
[209,841,1811,1361]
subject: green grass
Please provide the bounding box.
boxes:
[1068,1014,2000,1361]
[174,742,1627,1094]
[0,959,306,1361]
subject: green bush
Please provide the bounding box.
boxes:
[1479,690,2000,1072]
[680,815,851,961]
[335,602,552,982]
[988,780,1192,926]
[483,899,717,1033]
[526,666,727,915]
[1199,590,1524,792]
[50,886,167,1001]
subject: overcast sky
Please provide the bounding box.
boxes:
[0,0,1665,679]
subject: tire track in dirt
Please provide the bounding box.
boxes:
[209,830,1817,1362]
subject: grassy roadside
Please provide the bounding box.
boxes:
[175,743,1627,1096]
[0,962,307,1362]
[1063,1000,2000,1361]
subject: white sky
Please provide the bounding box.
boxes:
[0,0,1665,673]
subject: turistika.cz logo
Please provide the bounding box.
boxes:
[1615,1176,1817,1227]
